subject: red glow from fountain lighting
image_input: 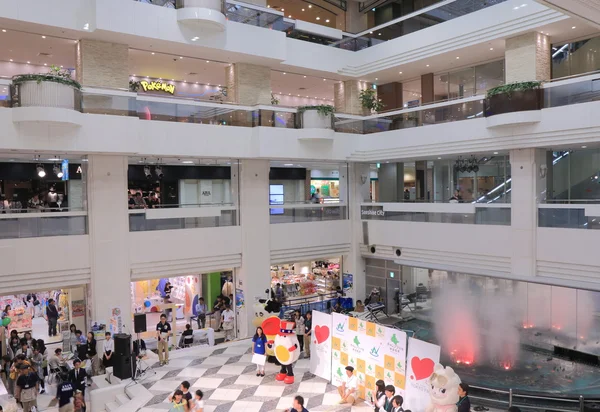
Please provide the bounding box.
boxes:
[552,324,562,331]
[522,323,534,329]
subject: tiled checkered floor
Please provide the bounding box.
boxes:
[136,340,374,412]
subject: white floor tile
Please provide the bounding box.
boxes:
[201,356,229,366]
[235,374,264,386]
[178,367,208,378]
[149,379,184,392]
[210,388,242,401]
[323,392,343,405]
[231,400,263,412]
[297,381,328,394]
[254,385,285,398]
[191,377,224,389]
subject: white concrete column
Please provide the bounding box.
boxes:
[505,32,550,83]
[334,80,371,115]
[338,163,349,205]
[237,159,271,338]
[76,40,129,89]
[343,163,370,303]
[225,63,271,105]
[510,148,547,277]
[87,155,132,333]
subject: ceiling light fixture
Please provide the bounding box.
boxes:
[182,160,194,164]
[283,72,286,75]
[581,145,587,148]
[27,61,30,64]
[490,47,494,50]
[179,56,183,59]
[206,60,209,63]
[42,35,46,39]
[326,19,330,22]
[426,64,430,67]
[316,17,320,20]
[144,164,152,179]
[399,71,402,74]
[456,56,460,59]
[308,5,312,7]
[323,78,326,81]
[151,52,155,55]
[289,15,291,17]
[43,63,47,66]
[9,59,12,62]
[494,152,499,155]
[303,75,306,78]
[36,164,46,178]
[572,26,576,29]
[53,164,64,179]
[1,29,6,33]
[302,8,305,11]
[375,78,378,80]
[155,165,164,179]
[281,8,284,11]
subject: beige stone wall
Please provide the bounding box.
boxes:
[334,80,371,115]
[225,63,271,106]
[76,40,129,89]
[505,32,550,83]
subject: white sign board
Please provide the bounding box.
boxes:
[309,310,332,380]
[404,337,441,412]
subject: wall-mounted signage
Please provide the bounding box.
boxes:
[61,159,69,181]
[360,205,385,219]
[140,80,175,95]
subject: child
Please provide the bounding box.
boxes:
[190,390,204,412]
[74,389,86,412]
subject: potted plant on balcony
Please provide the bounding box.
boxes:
[359,88,385,114]
[12,65,81,110]
[298,105,334,129]
[485,81,542,117]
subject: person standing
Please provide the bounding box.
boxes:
[391,395,404,412]
[86,332,98,377]
[212,296,224,331]
[68,358,88,396]
[157,314,172,366]
[304,311,312,359]
[190,390,204,412]
[294,310,305,353]
[16,363,39,412]
[46,299,59,337]
[30,347,45,394]
[252,327,267,377]
[102,332,114,370]
[457,383,471,412]
[168,389,189,412]
[275,284,284,303]
[383,385,396,412]
[195,297,207,329]
[221,305,235,342]
[371,380,386,412]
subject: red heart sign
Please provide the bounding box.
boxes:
[314,325,330,344]
[411,357,435,381]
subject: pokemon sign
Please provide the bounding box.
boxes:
[139,80,175,95]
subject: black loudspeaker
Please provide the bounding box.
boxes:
[113,334,133,380]
[134,313,147,333]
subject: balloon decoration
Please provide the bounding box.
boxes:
[144,300,151,308]
[2,317,11,327]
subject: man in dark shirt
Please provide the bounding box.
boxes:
[16,364,39,412]
[286,395,309,412]
[46,299,59,337]
[56,380,75,411]
[169,381,193,404]
[156,314,171,366]
[304,311,312,358]
[68,358,88,396]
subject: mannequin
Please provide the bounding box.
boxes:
[47,186,59,209]
[9,194,22,213]
[221,278,234,297]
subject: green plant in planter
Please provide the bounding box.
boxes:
[359,88,385,112]
[13,65,82,90]
[297,105,335,116]
[486,81,541,98]
[271,93,280,105]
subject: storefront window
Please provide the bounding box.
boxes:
[548,149,600,203]
[433,60,504,102]
[552,36,600,79]
[270,258,341,304]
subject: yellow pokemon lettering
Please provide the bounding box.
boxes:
[139,80,175,95]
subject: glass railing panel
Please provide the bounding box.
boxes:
[544,77,600,108]
[474,206,511,226]
[135,0,175,7]
[258,109,296,128]
[225,3,285,28]
[0,214,88,239]
[538,207,600,229]
[81,91,137,116]
[270,205,347,223]
[129,208,237,231]
[0,80,10,108]
[136,99,257,126]
[360,204,510,225]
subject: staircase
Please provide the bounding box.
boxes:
[90,367,154,411]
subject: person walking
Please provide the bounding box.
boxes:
[157,314,172,366]
[252,327,267,377]
[86,332,98,377]
[304,311,312,359]
[16,363,39,412]
[46,299,59,337]
[195,297,207,329]
[56,379,75,412]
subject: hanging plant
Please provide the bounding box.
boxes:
[129,80,141,92]
[297,105,335,116]
[359,88,385,112]
[486,81,541,98]
[13,65,81,90]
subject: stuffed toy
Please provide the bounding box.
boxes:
[426,363,461,412]
[262,318,300,384]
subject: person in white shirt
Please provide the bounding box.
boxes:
[391,395,404,412]
[102,332,114,369]
[190,389,204,412]
[221,305,235,342]
[371,379,386,412]
[338,365,357,405]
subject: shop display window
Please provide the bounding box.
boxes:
[270,258,341,302]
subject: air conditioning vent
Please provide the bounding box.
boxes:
[38,52,53,57]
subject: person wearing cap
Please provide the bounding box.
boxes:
[67,358,88,396]
[16,363,39,412]
[338,365,357,405]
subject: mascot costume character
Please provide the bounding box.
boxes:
[426,363,461,412]
[261,317,300,384]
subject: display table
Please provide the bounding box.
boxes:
[145,328,215,350]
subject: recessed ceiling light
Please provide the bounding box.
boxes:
[494,152,499,155]
[195,82,198,84]
[456,56,460,59]
[438,157,442,160]
[288,93,291,95]
[179,56,183,59]
[326,19,330,22]
[42,35,46,39]
[1,29,6,33]
[302,8,305,11]
[281,8,284,11]
[316,17,320,20]
[288,15,291,17]
[284,163,294,166]
[182,161,194,164]
[283,72,286,75]
[323,78,326,81]
[297,94,300,97]
[308,5,312,8]
[378,33,381,36]
[151,52,155,55]
[490,47,494,51]
[399,71,402,74]
[375,78,378,80]
[60,65,63,68]
[369,31,373,34]
[581,145,587,148]
[572,26,576,29]
[9,59,12,62]
[303,75,306,78]
[426,64,430,67]
[44,63,47,66]
[27,61,30,64]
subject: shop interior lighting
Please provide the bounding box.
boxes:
[53,164,63,179]
[144,164,152,179]
[155,165,164,179]
[36,164,46,178]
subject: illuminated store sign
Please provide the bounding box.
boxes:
[140,80,175,95]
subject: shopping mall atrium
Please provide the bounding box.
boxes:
[0,0,599,411]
